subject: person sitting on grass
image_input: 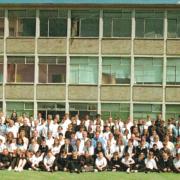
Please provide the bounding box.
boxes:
[109,151,121,172]
[39,150,55,172]
[172,152,180,173]
[68,151,82,173]
[54,150,69,172]
[121,152,135,173]
[0,149,11,170]
[95,152,107,172]
[80,151,94,172]
[144,151,159,173]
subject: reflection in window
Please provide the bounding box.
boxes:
[6,102,34,117]
[69,103,97,119]
[0,56,3,82]
[7,56,34,83]
[8,10,36,37]
[103,10,131,37]
[102,57,131,84]
[71,10,99,37]
[40,10,67,37]
[39,57,66,83]
[167,11,180,38]
[134,57,163,84]
[101,103,130,121]
[0,10,4,36]
[167,58,180,85]
[136,11,164,38]
[70,57,98,84]
[133,104,162,119]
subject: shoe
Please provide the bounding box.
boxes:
[15,167,18,172]
[94,169,98,172]
[8,167,12,171]
[126,168,130,174]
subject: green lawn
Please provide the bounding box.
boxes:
[0,171,179,180]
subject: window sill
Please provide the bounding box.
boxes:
[133,84,163,87]
[70,37,99,39]
[101,84,130,86]
[69,84,98,86]
[37,83,66,85]
[134,37,164,40]
[6,83,34,85]
[102,37,131,40]
[7,37,35,39]
[38,37,67,39]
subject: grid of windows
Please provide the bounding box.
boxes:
[166,105,180,120]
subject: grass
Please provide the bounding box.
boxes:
[0,170,179,180]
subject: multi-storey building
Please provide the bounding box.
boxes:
[0,0,180,120]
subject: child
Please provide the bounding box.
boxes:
[95,152,107,172]
[40,150,55,172]
[144,152,159,173]
[14,150,27,172]
[121,152,135,173]
[80,151,94,172]
[0,139,5,153]
[31,151,43,171]
[110,152,121,171]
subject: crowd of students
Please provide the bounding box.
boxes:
[0,112,179,173]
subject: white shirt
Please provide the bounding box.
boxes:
[31,154,43,166]
[0,143,6,153]
[173,158,180,169]
[121,157,135,166]
[6,125,18,138]
[46,137,54,149]
[44,155,56,167]
[51,145,61,155]
[95,157,107,168]
[150,141,163,150]
[28,143,39,153]
[145,158,158,169]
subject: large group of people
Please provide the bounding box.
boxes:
[0,111,179,174]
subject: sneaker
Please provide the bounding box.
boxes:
[8,167,12,171]
[126,168,130,174]
[94,169,98,172]
[15,167,18,172]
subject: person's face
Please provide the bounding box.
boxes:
[99,153,103,158]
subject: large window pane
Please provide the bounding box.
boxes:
[0,102,2,111]
[133,104,162,120]
[69,103,97,119]
[9,10,36,37]
[71,10,99,37]
[166,105,180,120]
[39,56,66,83]
[0,56,3,82]
[6,102,34,117]
[0,10,4,36]
[40,10,67,37]
[101,103,130,121]
[134,57,163,84]
[38,102,65,119]
[167,11,180,38]
[70,57,98,84]
[102,57,130,84]
[167,58,180,84]
[7,56,34,83]
[135,11,164,38]
[103,10,131,37]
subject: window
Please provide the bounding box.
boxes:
[40,10,67,37]
[6,102,34,117]
[38,102,65,119]
[0,102,2,111]
[101,103,130,121]
[167,58,180,85]
[70,57,98,84]
[134,57,163,84]
[133,104,162,119]
[8,10,36,37]
[39,56,66,83]
[0,10,4,36]
[102,57,130,84]
[7,56,34,83]
[103,10,131,37]
[135,11,164,38]
[71,10,99,37]
[0,56,3,83]
[167,11,180,38]
[166,105,180,120]
[69,103,97,119]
